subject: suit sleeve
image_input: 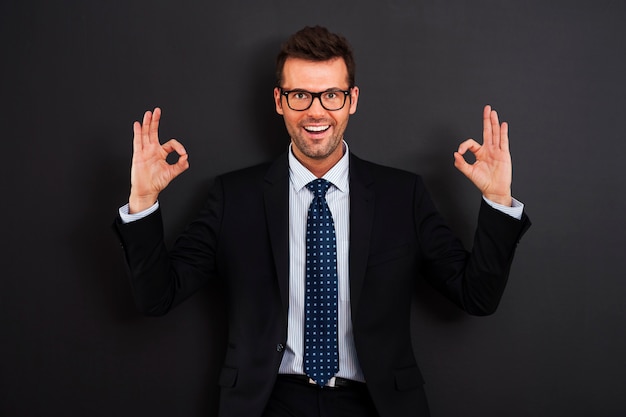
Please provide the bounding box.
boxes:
[415,178,531,315]
[113,178,224,316]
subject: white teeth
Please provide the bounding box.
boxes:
[304,125,330,132]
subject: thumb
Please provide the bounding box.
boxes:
[170,153,190,177]
[453,151,472,178]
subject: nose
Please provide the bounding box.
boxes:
[306,95,326,116]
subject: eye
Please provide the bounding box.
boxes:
[324,91,338,100]
[291,92,310,100]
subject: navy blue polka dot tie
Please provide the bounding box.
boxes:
[304,178,339,387]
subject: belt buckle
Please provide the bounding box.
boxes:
[308,376,337,387]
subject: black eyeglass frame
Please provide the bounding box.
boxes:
[280,88,353,111]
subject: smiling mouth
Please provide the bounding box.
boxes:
[303,125,330,133]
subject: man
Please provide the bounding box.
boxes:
[115,26,530,417]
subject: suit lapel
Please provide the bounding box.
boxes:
[263,153,291,319]
[348,154,375,316]
[263,152,375,320]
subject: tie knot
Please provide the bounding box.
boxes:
[306,178,332,199]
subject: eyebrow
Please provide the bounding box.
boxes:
[284,87,348,92]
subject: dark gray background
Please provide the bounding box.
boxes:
[1,0,625,416]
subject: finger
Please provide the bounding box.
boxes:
[132,121,142,152]
[500,121,509,152]
[162,139,190,177]
[457,138,481,156]
[149,107,161,145]
[490,108,501,149]
[141,110,152,148]
[482,105,493,147]
[161,138,187,157]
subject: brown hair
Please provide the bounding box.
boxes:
[275,26,356,88]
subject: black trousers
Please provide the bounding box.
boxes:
[262,376,380,417]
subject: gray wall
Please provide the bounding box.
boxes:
[2,0,625,416]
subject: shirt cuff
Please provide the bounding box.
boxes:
[118,201,159,224]
[482,196,524,220]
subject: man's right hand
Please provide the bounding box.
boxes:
[128,107,189,213]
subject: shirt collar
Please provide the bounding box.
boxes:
[288,141,350,193]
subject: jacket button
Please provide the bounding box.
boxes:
[276,343,284,352]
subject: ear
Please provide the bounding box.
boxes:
[348,86,359,115]
[274,87,284,115]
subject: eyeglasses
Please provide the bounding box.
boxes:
[280,88,352,111]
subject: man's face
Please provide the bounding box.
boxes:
[274,57,359,169]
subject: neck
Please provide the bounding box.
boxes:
[291,142,346,178]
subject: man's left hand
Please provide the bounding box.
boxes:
[454,105,513,207]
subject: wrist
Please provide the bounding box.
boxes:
[483,193,512,207]
[128,193,158,214]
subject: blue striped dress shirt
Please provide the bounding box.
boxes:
[278,142,365,382]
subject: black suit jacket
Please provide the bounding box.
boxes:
[115,152,530,417]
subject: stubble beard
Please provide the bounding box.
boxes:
[292,135,342,160]
[289,120,345,161]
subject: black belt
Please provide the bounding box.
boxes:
[278,374,365,389]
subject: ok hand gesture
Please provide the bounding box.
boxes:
[128,108,189,213]
[454,105,513,207]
